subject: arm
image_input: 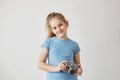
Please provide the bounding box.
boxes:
[74,53,81,65]
[38,47,66,72]
[73,53,83,76]
[38,47,57,72]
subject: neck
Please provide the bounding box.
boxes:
[57,36,68,40]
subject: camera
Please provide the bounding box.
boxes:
[63,62,79,74]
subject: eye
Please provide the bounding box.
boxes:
[58,23,62,27]
[53,27,57,30]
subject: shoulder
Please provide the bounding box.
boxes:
[68,39,81,53]
[41,37,55,50]
[44,37,55,42]
[43,37,56,45]
[68,38,79,46]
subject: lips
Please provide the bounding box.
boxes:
[59,30,64,34]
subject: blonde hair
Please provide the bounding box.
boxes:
[45,12,68,38]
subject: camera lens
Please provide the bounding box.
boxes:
[70,70,75,74]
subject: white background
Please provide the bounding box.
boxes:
[0,0,120,80]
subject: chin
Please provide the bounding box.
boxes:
[57,33,66,38]
[59,35,66,39]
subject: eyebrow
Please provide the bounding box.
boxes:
[58,23,62,26]
[51,21,63,28]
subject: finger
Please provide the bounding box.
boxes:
[75,68,83,74]
[75,73,81,76]
[77,67,83,71]
[77,64,81,68]
[61,60,68,64]
[75,71,82,76]
[61,64,67,71]
[78,69,83,73]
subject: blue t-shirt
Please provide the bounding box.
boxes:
[41,37,80,80]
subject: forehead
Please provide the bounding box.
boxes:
[49,18,63,27]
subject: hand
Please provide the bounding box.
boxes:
[55,60,68,72]
[75,64,83,76]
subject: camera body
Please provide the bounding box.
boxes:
[63,62,79,74]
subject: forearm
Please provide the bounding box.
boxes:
[38,62,58,72]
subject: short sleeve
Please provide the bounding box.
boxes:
[41,38,50,51]
[74,43,80,54]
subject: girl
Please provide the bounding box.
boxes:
[38,12,83,80]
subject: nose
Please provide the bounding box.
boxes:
[57,27,61,32]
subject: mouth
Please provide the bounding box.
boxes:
[59,30,64,34]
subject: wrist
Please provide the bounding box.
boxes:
[78,64,81,68]
[54,66,60,72]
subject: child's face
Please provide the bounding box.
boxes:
[49,18,68,39]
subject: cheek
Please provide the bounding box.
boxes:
[62,27,67,31]
[52,30,57,34]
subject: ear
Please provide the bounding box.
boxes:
[66,20,69,27]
